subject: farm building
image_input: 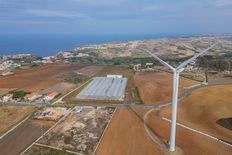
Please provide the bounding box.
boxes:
[25,93,41,101]
[77,76,127,101]
[44,92,58,101]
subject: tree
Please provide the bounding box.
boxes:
[11,90,28,99]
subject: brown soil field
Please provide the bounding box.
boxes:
[161,85,232,143]
[96,108,162,155]
[0,63,83,92]
[0,119,54,155]
[147,111,232,155]
[0,88,15,97]
[39,82,75,95]
[134,72,198,104]
[96,72,198,155]
[0,105,35,135]
[76,65,104,77]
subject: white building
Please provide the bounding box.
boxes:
[2,94,13,102]
[107,74,123,78]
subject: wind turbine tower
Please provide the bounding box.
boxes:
[144,40,222,151]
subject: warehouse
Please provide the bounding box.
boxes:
[77,76,127,101]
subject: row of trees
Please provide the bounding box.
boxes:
[67,51,232,71]
[197,55,231,71]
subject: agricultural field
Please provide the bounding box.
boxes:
[96,71,198,155]
[208,72,232,85]
[134,71,198,104]
[76,65,104,77]
[39,82,75,96]
[38,106,114,155]
[147,111,232,155]
[161,84,232,143]
[0,105,35,135]
[0,63,84,92]
[95,108,162,155]
[132,71,232,154]
[0,88,15,97]
[0,119,54,155]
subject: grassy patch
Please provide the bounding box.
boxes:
[24,145,75,155]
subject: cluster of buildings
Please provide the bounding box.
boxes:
[56,51,89,59]
[0,60,21,70]
[133,63,155,72]
[0,54,38,76]
[1,91,59,104]
[32,56,54,64]
[185,61,199,71]
[0,60,21,76]
[1,54,32,60]
[133,61,199,72]
[74,41,139,51]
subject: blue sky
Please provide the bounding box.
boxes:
[0,0,232,35]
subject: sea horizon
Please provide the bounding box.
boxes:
[0,33,194,57]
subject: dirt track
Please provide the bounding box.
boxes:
[96,108,162,155]
[0,63,83,92]
[0,119,54,155]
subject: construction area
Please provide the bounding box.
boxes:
[32,107,69,121]
[30,106,115,155]
[77,75,127,101]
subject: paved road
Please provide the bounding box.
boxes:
[0,83,207,110]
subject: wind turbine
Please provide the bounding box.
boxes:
[142,40,222,151]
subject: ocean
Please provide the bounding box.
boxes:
[0,34,180,57]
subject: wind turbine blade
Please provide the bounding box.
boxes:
[176,41,221,70]
[143,49,175,71]
[138,40,180,71]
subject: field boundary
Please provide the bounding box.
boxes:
[34,142,83,155]
[93,108,117,155]
[0,115,30,140]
